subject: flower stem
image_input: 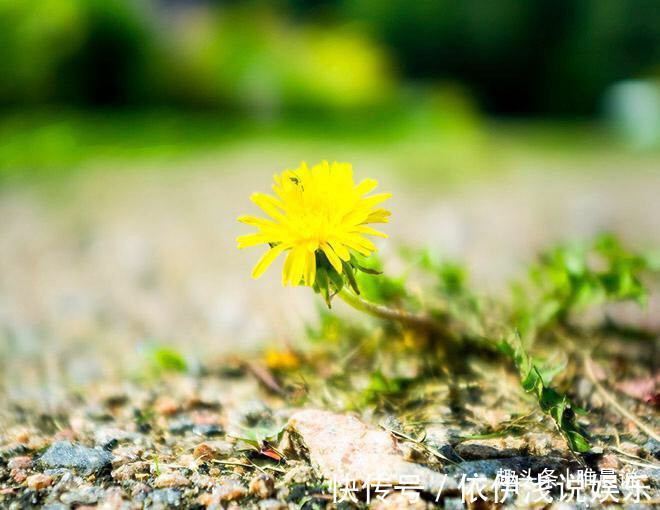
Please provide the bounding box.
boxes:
[337,288,453,338]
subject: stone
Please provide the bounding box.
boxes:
[643,438,660,459]
[39,441,112,475]
[131,483,152,500]
[98,487,125,510]
[214,478,247,501]
[153,471,191,488]
[197,492,216,507]
[249,474,275,498]
[111,461,150,481]
[167,419,194,435]
[154,397,179,416]
[47,469,74,495]
[94,427,140,448]
[10,468,28,484]
[176,453,197,470]
[277,460,316,486]
[456,433,568,459]
[111,445,143,468]
[7,456,33,470]
[190,473,215,489]
[26,473,54,490]
[149,488,182,508]
[60,487,105,505]
[193,440,233,461]
[41,504,69,510]
[258,499,288,510]
[597,453,621,471]
[455,437,527,459]
[193,424,224,437]
[286,409,448,494]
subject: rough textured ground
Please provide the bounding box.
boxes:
[1,145,659,508]
[1,358,658,508]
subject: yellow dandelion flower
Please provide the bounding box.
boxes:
[237,161,391,287]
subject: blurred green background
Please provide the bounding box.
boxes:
[1,0,660,180]
[3,0,660,114]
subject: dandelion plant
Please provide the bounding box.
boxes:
[238,161,657,455]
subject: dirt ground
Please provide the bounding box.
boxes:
[1,145,659,508]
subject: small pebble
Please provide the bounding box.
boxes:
[149,488,182,507]
[39,441,112,475]
[193,424,224,437]
[191,473,215,489]
[154,397,179,416]
[643,438,660,459]
[41,504,69,510]
[8,456,33,470]
[258,499,288,510]
[10,469,28,484]
[111,445,143,468]
[60,487,104,505]
[111,461,150,481]
[249,474,275,499]
[214,478,247,501]
[100,487,125,510]
[131,482,152,500]
[26,474,54,490]
[168,419,194,435]
[197,493,215,507]
[153,471,191,488]
[598,453,621,471]
[193,440,233,461]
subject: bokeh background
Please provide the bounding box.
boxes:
[1,0,660,403]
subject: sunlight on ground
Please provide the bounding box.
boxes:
[1,119,659,400]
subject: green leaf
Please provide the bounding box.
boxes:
[143,344,187,374]
[517,234,656,335]
[355,264,382,275]
[328,267,344,294]
[564,428,590,452]
[232,423,286,452]
[504,333,590,454]
[315,267,332,308]
[342,260,360,295]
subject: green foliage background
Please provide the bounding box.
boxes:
[1,0,659,115]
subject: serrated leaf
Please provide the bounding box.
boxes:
[504,333,590,454]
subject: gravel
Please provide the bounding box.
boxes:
[39,442,113,476]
